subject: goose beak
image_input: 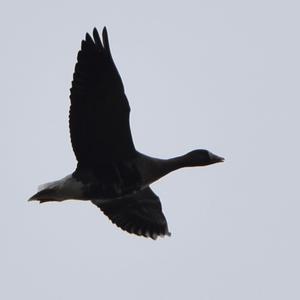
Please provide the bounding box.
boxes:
[209,153,225,163]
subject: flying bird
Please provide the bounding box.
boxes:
[29,27,224,239]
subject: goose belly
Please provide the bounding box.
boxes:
[74,162,143,200]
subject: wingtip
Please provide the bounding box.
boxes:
[102,27,108,40]
[85,32,93,44]
[93,27,98,36]
[150,231,171,240]
[92,27,103,49]
[102,27,110,52]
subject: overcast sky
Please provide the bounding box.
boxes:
[1,1,300,299]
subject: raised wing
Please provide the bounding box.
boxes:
[69,27,136,166]
[92,187,171,239]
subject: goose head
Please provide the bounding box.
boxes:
[184,150,224,167]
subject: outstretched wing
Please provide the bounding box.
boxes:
[92,187,171,239]
[69,27,136,166]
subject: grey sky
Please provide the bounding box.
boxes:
[1,1,300,299]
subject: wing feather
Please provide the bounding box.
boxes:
[69,27,136,166]
[92,187,171,239]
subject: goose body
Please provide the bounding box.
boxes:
[30,28,224,239]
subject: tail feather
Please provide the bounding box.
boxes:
[28,187,60,203]
[29,174,83,203]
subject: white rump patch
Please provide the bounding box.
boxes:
[37,174,85,200]
[38,179,61,191]
[38,175,72,191]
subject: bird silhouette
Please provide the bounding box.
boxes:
[29,27,224,239]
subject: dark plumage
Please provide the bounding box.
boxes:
[29,27,224,239]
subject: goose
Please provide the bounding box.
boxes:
[29,27,224,239]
